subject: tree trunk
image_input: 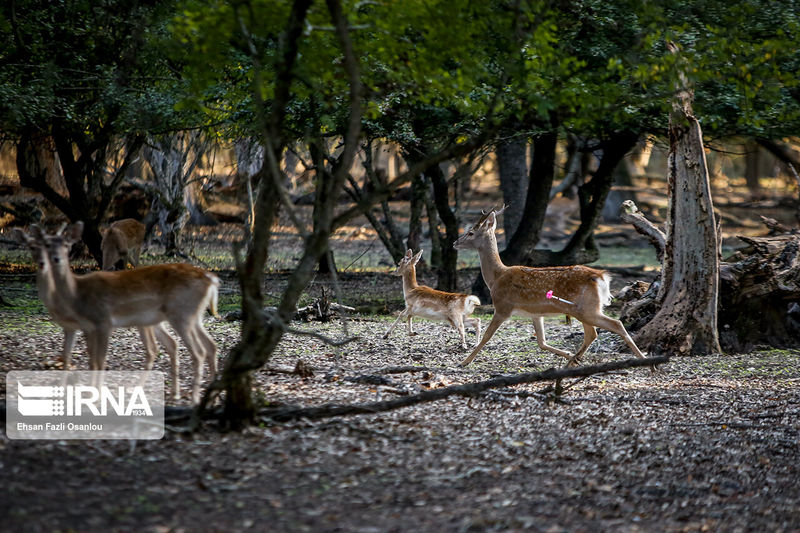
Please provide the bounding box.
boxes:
[406,173,425,253]
[471,131,557,301]
[501,130,558,265]
[428,162,459,292]
[719,233,800,350]
[634,51,721,356]
[17,128,143,265]
[424,176,442,271]
[496,138,527,244]
[602,156,636,222]
[218,0,360,429]
[744,138,761,196]
[556,132,639,263]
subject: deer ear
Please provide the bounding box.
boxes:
[405,249,413,259]
[413,249,423,264]
[486,212,497,230]
[65,222,84,243]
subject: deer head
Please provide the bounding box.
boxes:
[392,249,423,276]
[453,205,506,250]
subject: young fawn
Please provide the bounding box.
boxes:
[20,222,219,404]
[383,249,481,349]
[102,218,146,271]
[453,207,646,367]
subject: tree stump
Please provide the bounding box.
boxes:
[621,214,800,352]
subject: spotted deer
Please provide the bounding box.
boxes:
[453,207,646,367]
[19,222,219,404]
[101,218,146,271]
[383,249,481,349]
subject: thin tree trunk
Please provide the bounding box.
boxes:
[557,132,639,262]
[406,173,425,253]
[496,138,527,244]
[744,138,761,195]
[428,162,459,292]
[501,130,558,265]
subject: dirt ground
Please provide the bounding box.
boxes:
[1,270,799,532]
[1,194,799,532]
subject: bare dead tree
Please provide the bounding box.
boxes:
[630,42,721,355]
[136,130,213,256]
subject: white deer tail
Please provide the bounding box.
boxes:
[206,273,220,318]
[597,272,612,308]
[465,295,481,314]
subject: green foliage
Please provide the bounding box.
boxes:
[0,0,203,137]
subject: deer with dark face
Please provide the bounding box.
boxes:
[383,249,481,350]
[453,207,646,367]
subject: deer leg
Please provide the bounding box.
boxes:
[171,321,207,405]
[568,323,598,367]
[139,327,158,370]
[383,309,408,339]
[407,315,417,336]
[590,314,647,358]
[532,316,571,360]
[451,316,467,349]
[131,247,141,268]
[194,319,217,381]
[85,327,110,371]
[61,329,78,369]
[464,317,481,346]
[152,324,180,400]
[459,312,509,367]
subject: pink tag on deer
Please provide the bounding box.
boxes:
[545,290,574,305]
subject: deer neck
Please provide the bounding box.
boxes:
[35,268,56,309]
[50,263,80,305]
[401,268,419,298]
[475,235,507,289]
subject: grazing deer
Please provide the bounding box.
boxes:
[453,207,646,367]
[21,222,219,404]
[102,218,146,271]
[383,249,481,349]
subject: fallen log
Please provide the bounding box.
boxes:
[258,356,669,423]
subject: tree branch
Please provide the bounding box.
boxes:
[260,356,669,422]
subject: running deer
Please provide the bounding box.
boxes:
[453,207,646,367]
[21,222,219,404]
[383,249,482,349]
[15,227,185,398]
[101,218,146,271]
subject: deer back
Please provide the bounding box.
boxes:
[491,265,610,318]
[73,264,218,328]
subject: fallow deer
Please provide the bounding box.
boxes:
[453,207,646,367]
[24,222,219,404]
[15,227,179,392]
[383,249,481,349]
[101,218,146,271]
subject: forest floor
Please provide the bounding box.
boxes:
[1,192,799,532]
